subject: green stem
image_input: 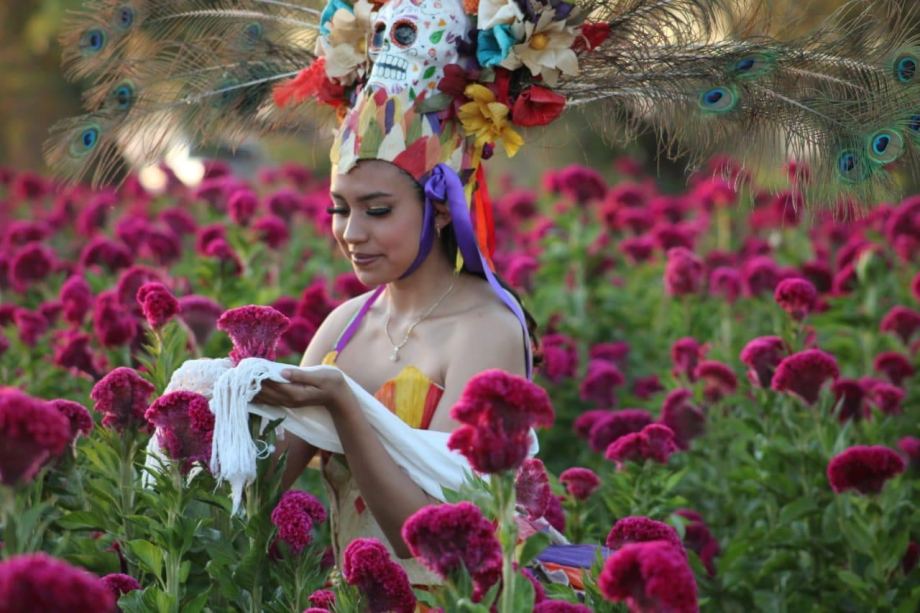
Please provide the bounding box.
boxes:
[495,474,518,613]
[165,466,183,613]
[118,434,137,542]
[1,485,16,558]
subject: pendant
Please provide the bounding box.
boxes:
[390,347,400,362]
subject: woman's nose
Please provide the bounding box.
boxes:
[341,214,368,243]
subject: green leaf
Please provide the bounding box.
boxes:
[182,588,210,613]
[422,65,436,80]
[127,539,164,580]
[779,497,818,523]
[56,510,105,531]
[429,29,444,44]
[836,569,869,595]
[518,532,551,566]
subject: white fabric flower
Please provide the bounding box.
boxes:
[478,0,526,30]
[318,0,374,85]
[500,9,579,86]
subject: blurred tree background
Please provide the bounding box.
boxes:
[0,0,910,193]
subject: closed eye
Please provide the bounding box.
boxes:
[325,206,391,217]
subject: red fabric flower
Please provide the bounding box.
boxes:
[739,336,788,388]
[579,359,626,407]
[341,538,416,613]
[671,337,706,382]
[559,467,601,500]
[0,388,71,486]
[270,490,327,555]
[273,58,346,110]
[512,86,566,127]
[217,305,291,365]
[177,295,224,348]
[873,351,914,386]
[136,282,179,329]
[606,516,683,551]
[598,540,699,612]
[588,409,653,453]
[605,423,679,468]
[659,389,705,449]
[695,360,738,402]
[573,22,611,53]
[0,553,115,613]
[827,445,905,494]
[771,349,839,405]
[774,278,818,320]
[90,367,155,432]
[145,391,215,474]
[880,306,920,344]
[515,458,551,519]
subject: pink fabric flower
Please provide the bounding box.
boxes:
[100,573,141,598]
[49,399,94,443]
[598,540,699,613]
[873,351,914,386]
[10,243,56,290]
[588,409,653,453]
[515,458,551,519]
[177,295,224,348]
[880,306,920,344]
[675,509,720,576]
[831,379,869,422]
[559,467,601,500]
[217,305,291,365]
[579,359,625,407]
[0,388,71,485]
[90,367,155,432]
[664,247,704,296]
[0,553,115,613]
[145,391,215,474]
[671,337,705,382]
[708,267,742,303]
[605,424,679,468]
[827,445,905,494]
[533,601,592,612]
[739,336,788,388]
[771,349,839,405]
[253,214,291,249]
[402,502,502,598]
[659,389,705,449]
[341,538,416,613]
[774,278,818,320]
[447,369,553,473]
[606,516,683,551]
[270,490,327,555]
[59,275,94,326]
[539,333,579,382]
[136,282,179,329]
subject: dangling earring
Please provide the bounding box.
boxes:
[436,224,442,239]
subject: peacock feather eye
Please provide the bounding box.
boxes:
[894,54,917,83]
[909,114,920,135]
[698,86,738,113]
[211,78,241,109]
[866,129,904,165]
[731,53,774,79]
[69,125,101,158]
[836,149,872,183]
[243,22,263,43]
[110,82,136,111]
[115,5,135,30]
[79,28,107,55]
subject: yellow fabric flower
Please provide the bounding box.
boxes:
[458,84,524,164]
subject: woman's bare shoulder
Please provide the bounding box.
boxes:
[299,288,378,366]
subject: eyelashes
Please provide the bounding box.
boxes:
[325,207,392,217]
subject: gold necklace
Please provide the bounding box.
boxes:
[384,279,456,362]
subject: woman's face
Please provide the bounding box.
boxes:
[329,160,426,285]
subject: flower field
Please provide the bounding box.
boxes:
[0,157,918,612]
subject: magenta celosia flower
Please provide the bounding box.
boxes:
[771,349,839,405]
[589,409,654,453]
[899,436,920,471]
[505,254,539,292]
[632,375,664,400]
[866,382,904,415]
[135,282,179,330]
[333,272,369,300]
[873,351,915,386]
[708,266,743,303]
[308,588,336,610]
[620,236,656,263]
[675,509,720,576]
[0,553,115,612]
[515,458,551,519]
[79,236,133,272]
[693,177,736,210]
[145,391,215,474]
[664,247,704,296]
[559,467,601,500]
[267,188,304,220]
[832,262,858,295]
[606,516,683,551]
[39,300,63,326]
[773,278,818,320]
[0,388,71,485]
[742,256,781,296]
[296,279,337,328]
[544,164,607,204]
[544,493,566,533]
[115,215,151,247]
[217,305,291,365]
[589,341,630,366]
[801,260,833,293]
[204,238,243,275]
[0,333,8,358]
[739,336,788,388]
[659,389,705,450]
[160,207,197,236]
[695,360,738,402]
[277,316,318,357]
[100,572,141,598]
[831,379,869,422]
[579,360,625,407]
[92,290,138,348]
[228,188,259,226]
[605,424,679,468]
[90,367,156,432]
[539,333,579,383]
[10,243,56,290]
[573,409,613,440]
[598,540,699,612]
[533,601,593,612]
[253,214,291,249]
[903,541,920,575]
[269,490,327,555]
[15,308,49,347]
[143,227,183,266]
[59,275,93,326]
[196,222,226,253]
[174,295,223,349]
[402,502,502,597]
[115,265,163,313]
[912,272,920,303]
[447,369,553,473]
[654,223,696,251]
[499,189,539,222]
[880,306,920,344]
[827,445,905,494]
[671,337,705,382]
[49,399,94,443]
[341,538,416,613]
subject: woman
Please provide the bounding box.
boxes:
[254,158,538,581]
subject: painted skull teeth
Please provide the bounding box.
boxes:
[370,54,409,82]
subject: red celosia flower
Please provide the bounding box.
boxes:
[100,573,141,598]
[10,243,56,290]
[866,382,904,415]
[544,164,607,204]
[506,254,539,292]
[217,305,291,365]
[544,494,566,533]
[402,502,502,598]
[831,378,869,422]
[539,333,579,382]
[79,236,133,272]
[579,359,625,407]
[0,553,115,612]
[605,424,679,468]
[49,399,93,443]
[659,389,705,449]
[0,388,71,485]
[873,351,914,386]
[739,336,788,388]
[801,260,833,293]
[832,262,858,295]
[115,265,163,313]
[664,247,704,296]
[671,337,705,382]
[296,279,338,328]
[589,341,630,366]
[195,223,227,254]
[533,601,593,612]
[269,490,327,555]
[308,588,336,610]
[695,360,738,402]
[742,256,781,296]
[205,238,243,275]
[654,223,696,251]
[899,436,920,471]
[136,282,179,330]
[143,227,183,266]
[267,188,304,220]
[515,458,551,519]
[692,177,736,211]
[771,349,840,405]
[59,275,94,326]
[773,278,818,320]
[588,409,653,453]
[15,308,49,347]
[90,367,156,432]
[177,295,224,348]
[253,214,291,249]
[912,271,920,303]
[448,370,553,473]
[606,516,683,551]
[573,409,612,439]
[227,189,259,227]
[92,290,139,348]
[341,538,416,613]
[278,316,319,357]
[709,267,742,303]
[620,236,656,263]
[675,509,720,577]
[903,541,919,575]
[632,375,664,400]
[827,445,905,494]
[333,272,369,300]
[559,467,601,500]
[598,540,699,612]
[115,215,151,247]
[880,306,920,344]
[145,391,215,474]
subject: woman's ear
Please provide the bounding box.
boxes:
[432,198,452,231]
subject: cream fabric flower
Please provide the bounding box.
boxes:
[478,0,525,30]
[500,9,579,86]
[318,0,374,84]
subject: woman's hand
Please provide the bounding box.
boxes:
[253,367,350,411]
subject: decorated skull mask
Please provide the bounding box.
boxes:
[366,0,472,96]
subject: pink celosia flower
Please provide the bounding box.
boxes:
[160,207,197,236]
[589,341,630,366]
[278,316,318,357]
[253,214,291,249]
[506,254,539,292]
[100,572,141,598]
[447,369,554,473]
[533,601,592,612]
[880,306,920,344]
[671,337,705,382]
[588,409,654,453]
[659,389,705,449]
[632,375,664,399]
[832,262,858,295]
[402,502,502,598]
[145,391,215,474]
[873,351,914,386]
[79,236,133,272]
[515,458,551,519]
[827,445,905,494]
[92,290,138,348]
[15,309,49,347]
[771,349,839,405]
[75,192,115,236]
[912,272,920,303]
[90,367,156,432]
[177,295,224,348]
[0,388,71,485]
[10,243,56,290]
[663,247,704,296]
[59,275,94,326]
[296,279,338,328]
[204,238,243,275]
[773,278,818,320]
[620,236,656,263]
[598,540,699,613]
[739,336,788,388]
[39,300,63,326]
[898,436,920,471]
[742,256,781,296]
[654,223,696,251]
[708,267,742,303]
[831,379,869,422]
[692,177,736,211]
[115,266,163,313]
[573,409,613,439]
[539,333,579,382]
[866,382,904,415]
[544,494,566,533]
[267,188,304,220]
[308,588,336,610]
[675,509,720,576]
[115,215,151,247]
[332,272,369,300]
[228,188,259,226]
[544,164,607,204]
[143,227,183,266]
[800,260,833,293]
[49,399,94,443]
[695,360,738,402]
[606,516,683,551]
[605,424,679,468]
[217,305,291,365]
[559,467,601,500]
[269,490,327,555]
[136,282,179,329]
[0,553,115,612]
[341,538,416,613]
[498,189,538,222]
[579,360,625,407]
